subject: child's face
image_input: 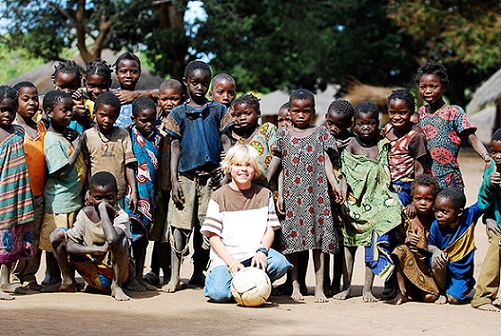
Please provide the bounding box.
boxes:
[48,97,73,128]
[184,69,210,103]
[289,98,314,129]
[95,104,119,133]
[419,74,445,106]
[85,74,110,101]
[232,102,259,132]
[325,111,350,137]
[210,79,236,108]
[277,109,291,128]
[412,185,435,216]
[158,88,183,115]
[388,98,412,130]
[90,184,117,208]
[132,108,156,137]
[0,98,17,129]
[54,72,81,95]
[230,161,255,187]
[353,112,378,141]
[490,140,501,167]
[17,86,39,119]
[116,59,140,91]
[434,196,462,227]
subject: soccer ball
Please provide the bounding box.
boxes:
[230,267,272,307]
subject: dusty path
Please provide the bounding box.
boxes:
[1,151,499,336]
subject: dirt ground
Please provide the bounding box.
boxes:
[1,151,500,336]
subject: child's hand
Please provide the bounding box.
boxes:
[114,90,139,105]
[129,191,138,213]
[228,261,244,276]
[432,251,449,269]
[336,138,351,150]
[171,181,185,205]
[73,104,91,120]
[485,218,501,236]
[404,204,417,218]
[489,171,501,185]
[72,89,85,105]
[277,196,285,215]
[63,128,80,143]
[84,190,92,206]
[252,250,268,270]
[406,229,420,247]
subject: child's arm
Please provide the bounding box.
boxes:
[66,239,109,256]
[325,152,343,203]
[277,170,285,215]
[251,226,274,270]
[99,202,125,245]
[428,244,449,268]
[464,130,491,166]
[209,232,244,276]
[265,156,281,187]
[52,132,83,179]
[126,163,138,213]
[113,89,159,105]
[170,139,184,205]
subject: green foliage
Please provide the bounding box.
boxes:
[0,41,44,83]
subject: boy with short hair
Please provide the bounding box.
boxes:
[48,172,132,301]
[161,60,233,292]
[429,187,482,304]
[472,128,501,311]
[209,73,236,108]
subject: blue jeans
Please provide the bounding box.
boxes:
[204,248,292,302]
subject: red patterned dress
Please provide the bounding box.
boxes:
[275,126,339,254]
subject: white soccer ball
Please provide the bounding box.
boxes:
[230,267,272,307]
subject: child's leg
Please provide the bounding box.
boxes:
[298,250,309,295]
[43,252,62,286]
[265,248,292,283]
[204,265,233,302]
[190,222,209,286]
[156,241,172,285]
[363,264,377,302]
[332,245,346,295]
[313,250,328,303]
[0,264,15,300]
[110,234,131,301]
[127,236,155,291]
[389,256,407,305]
[431,259,448,304]
[323,253,331,295]
[333,246,356,300]
[289,252,304,301]
[143,244,161,286]
[162,227,189,293]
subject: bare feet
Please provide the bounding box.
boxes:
[333,288,351,300]
[26,281,42,291]
[138,278,157,291]
[0,290,14,300]
[314,290,329,303]
[1,283,27,294]
[161,279,182,293]
[41,274,62,286]
[41,282,77,293]
[477,304,501,312]
[111,284,131,301]
[362,289,378,303]
[434,295,448,304]
[126,278,147,292]
[388,292,407,305]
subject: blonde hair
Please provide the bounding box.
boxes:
[221,144,264,179]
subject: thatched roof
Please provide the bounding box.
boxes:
[468,67,501,114]
[3,49,165,95]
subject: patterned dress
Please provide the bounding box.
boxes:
[275,126,339,254]
[418,104,474,189]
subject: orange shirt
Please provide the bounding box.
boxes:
[24,122,47,197]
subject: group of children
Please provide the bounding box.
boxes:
[0,55,500,312]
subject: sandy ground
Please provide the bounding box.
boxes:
[1,151,500,336]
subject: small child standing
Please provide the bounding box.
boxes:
[472,128,501,311]
[416,60,490,189]
[161,60,233,292]
[383,89,427,206]
[201,144,291,302]
[428,187,482,304]
[48,172,132,301]
[11,82,46,290]
[83,59,113,119]
[113,52,142,128]
[266,89,341,302]
[0,86,35,300]
[209,73,236,108]
[391,174,441,305]
[39,90,86,286]
[335,101,402,302]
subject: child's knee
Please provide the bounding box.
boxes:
[110,234,129,254]
[267,249,293,281]
[50,228,66,245]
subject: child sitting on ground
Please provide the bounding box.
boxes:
[335,101,402,302]
[391,174,441,305]
[429,187,482,304]
[472,127,501,311]
[209,73,236,108]
[49,172,132,301]
[201,144,291,302]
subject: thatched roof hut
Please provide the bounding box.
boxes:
[468,68,501,115]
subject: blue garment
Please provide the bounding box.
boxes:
[478,160,501,228]
[428,204,482,301]
[114,104,133,128]
[204,248,292,302]
[163,101,232,173]
[69,120,85,134]
[391,180,412,206]
[365,230,395,281]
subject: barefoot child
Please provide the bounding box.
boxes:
[472,128,501,311]
[335,101,402,302]
[161,60,233,292]
[209,73,236,108]
[416,60,490,189]
[383,89,427,206]
[391,174,441,304]
[39,90,86,287]
[11,82,46,290]
[49,172,132,301]
[428,187,482,304]
[124,96,163,292]
[201,144,291,302]
[266,89,341,302]
[0,86,35,300]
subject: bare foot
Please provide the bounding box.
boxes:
[111,285,131,301]
[161,280,182,293]
[0,290,14,300]
[290,287,305,302]
[26,282,42,291]
[330,284,341,296]
[434,295,448,304]
[137,278,157,291]
[126,278,146,292]
[362,289,378,303]
[477,303,501,312]
[1,284,26,294]
[41,274,62,286]
[493,298,499,306]
[333,288,351,300]
[314,291,329,303]
[388,292,407,305]
[41,282,77,293]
